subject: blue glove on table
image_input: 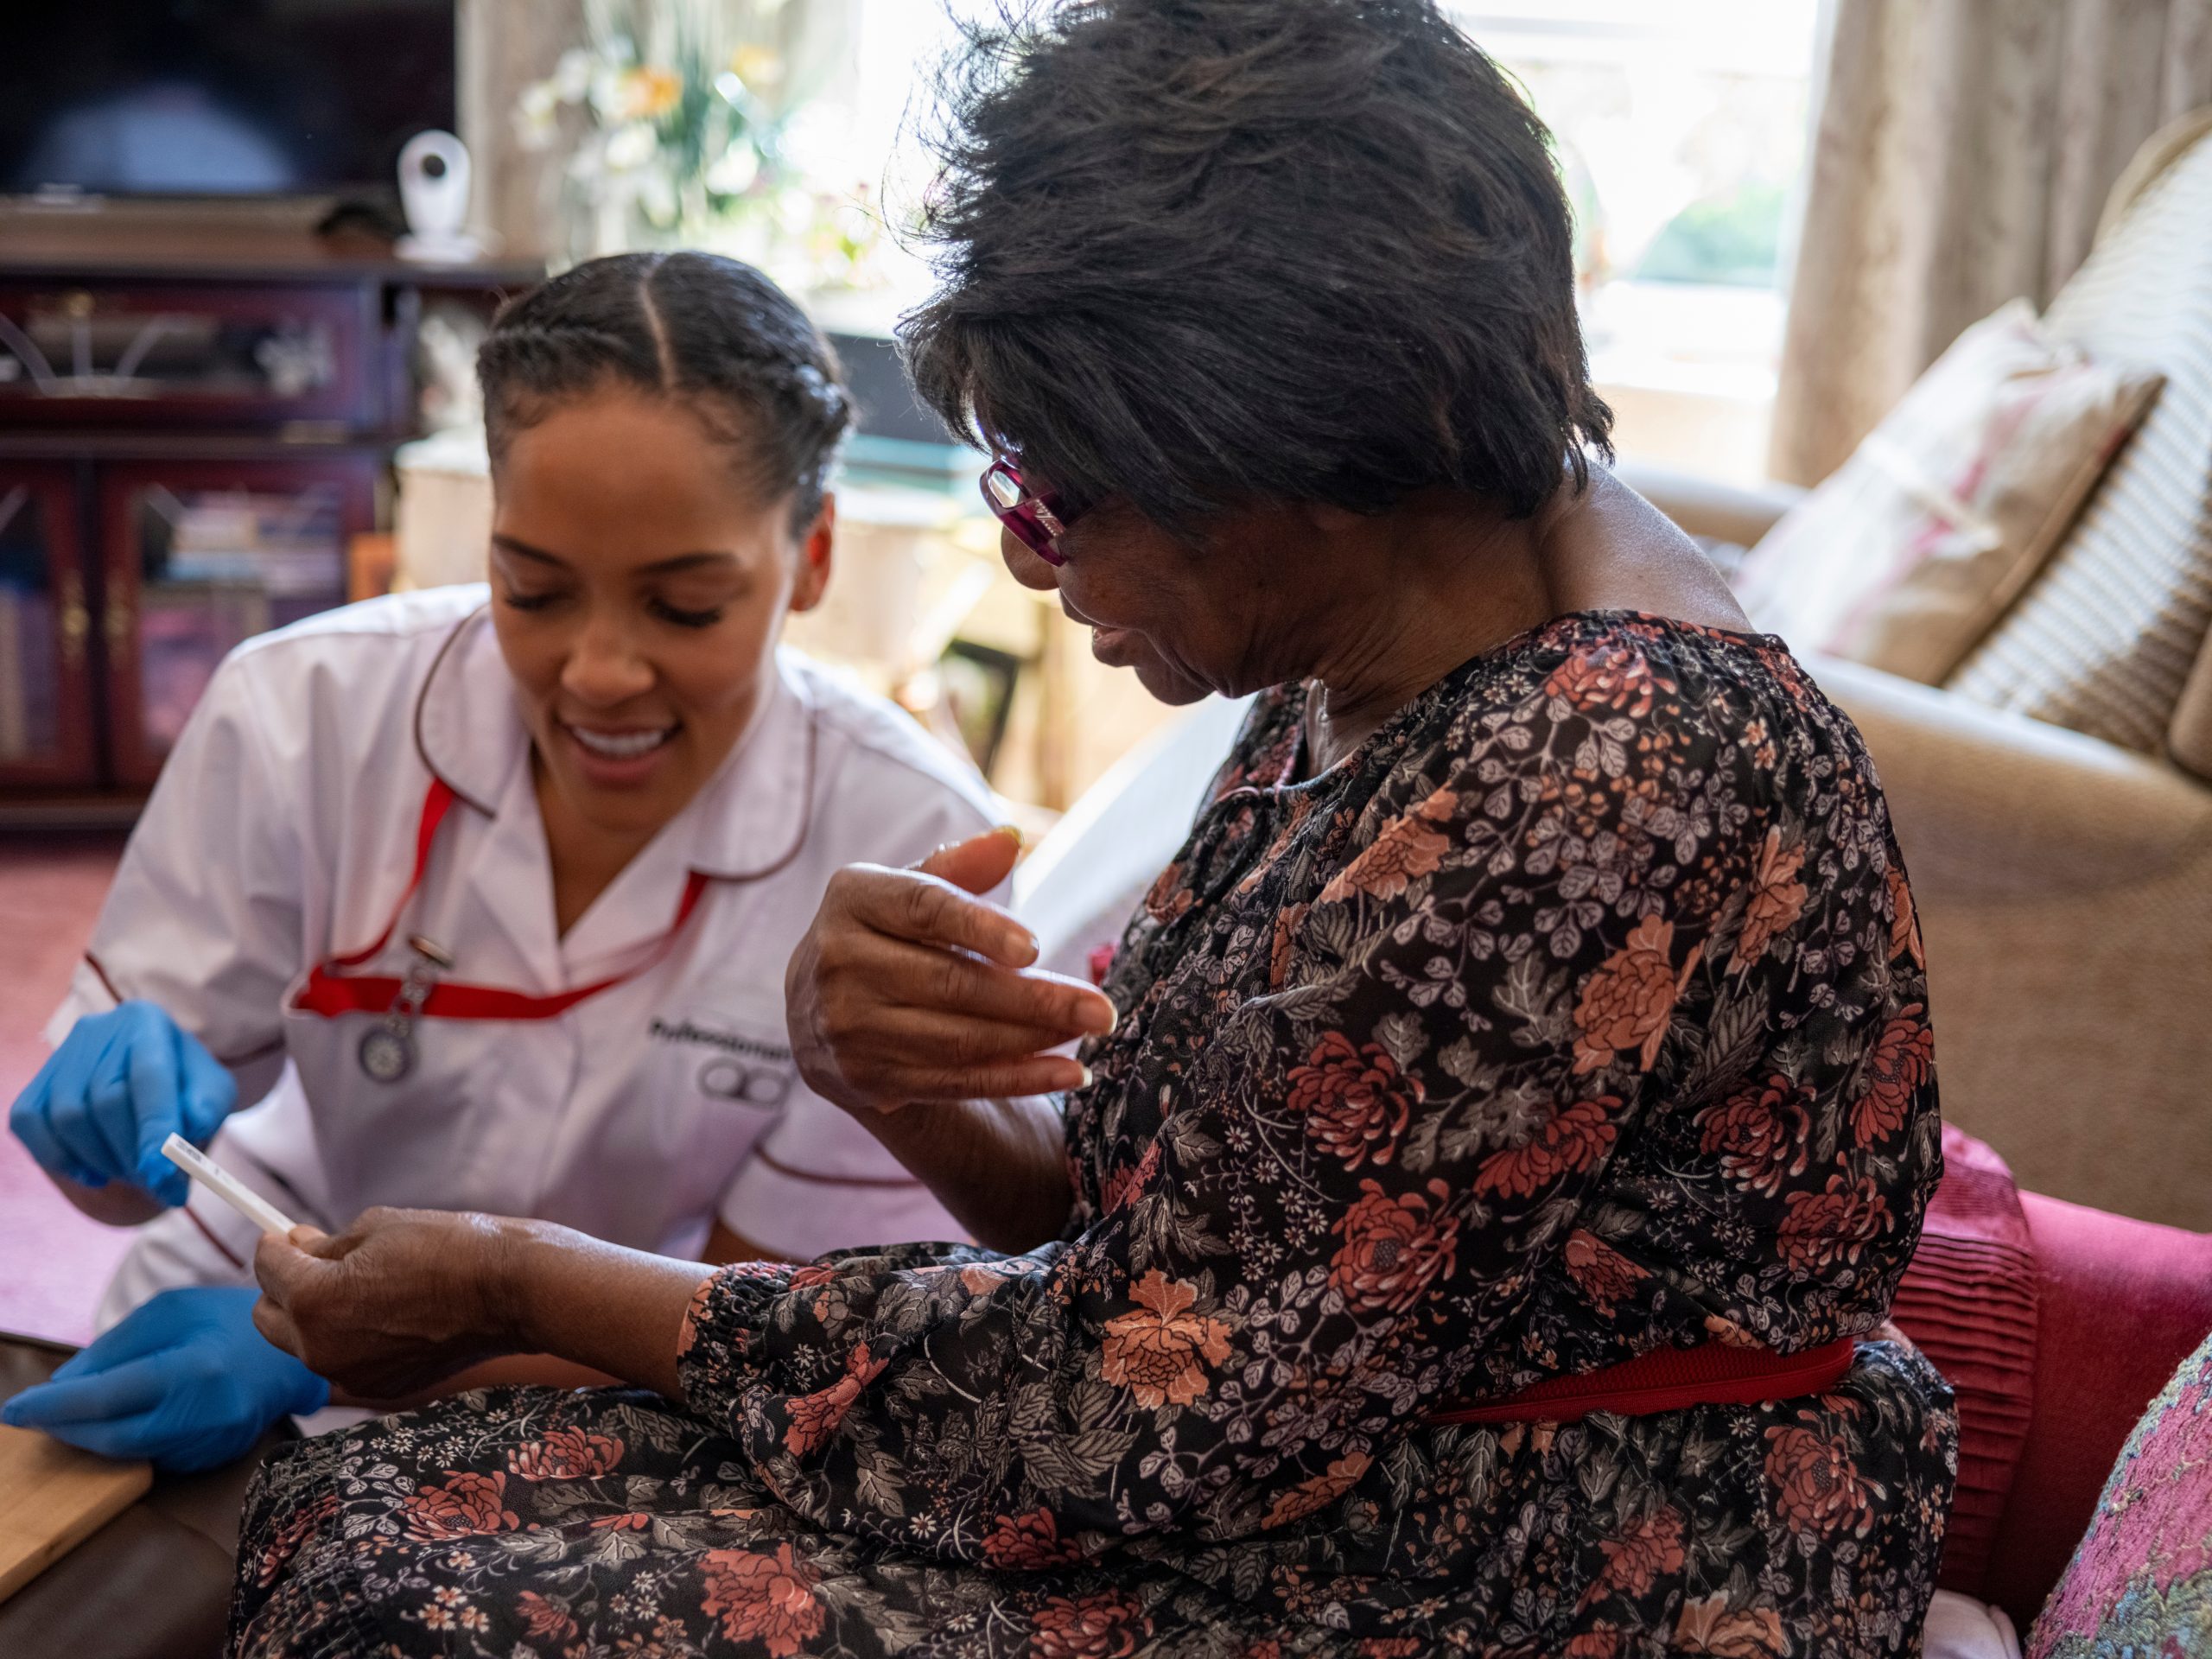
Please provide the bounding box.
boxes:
[9,1001,236,1205]
[0,1287,329,1472]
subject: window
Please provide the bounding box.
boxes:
[832,1,1823,478]
[1451,2,1823,480]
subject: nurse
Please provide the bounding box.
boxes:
[3,251,1003,1469]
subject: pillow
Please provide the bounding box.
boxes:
[2027,1328,2212,1658]
[1889,1126,2039,1601]
[1924,1592,2024,1659]
[1733,299,2163,684]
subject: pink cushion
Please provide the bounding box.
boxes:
[1888,1128,2212,1626]
[1891,1128,2040,1601]
[1987,1191,2212,1625]
[2025,1330,2212,1656]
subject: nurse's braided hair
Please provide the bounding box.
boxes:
[478,251,852,532]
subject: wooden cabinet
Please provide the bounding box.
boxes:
[0,220,540,818]
[99,455,378,784]
[0,461,97,788]
[0,282,377,429]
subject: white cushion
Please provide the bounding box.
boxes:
[1923,1591,2024,1659]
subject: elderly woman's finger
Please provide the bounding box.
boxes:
[253,1228,326,1309]
[851,1007,1092,1066]
[828,931,1113,1033]
[914,825,1025,894]
[841,866,1039,966]
[894,1057,1090,1102]
[251,1295,305,1361]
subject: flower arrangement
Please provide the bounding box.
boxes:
[517,0,885,291]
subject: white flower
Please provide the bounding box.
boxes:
[603,123,658,172]
[706,143,760,196]
[637,168,678,224]
[553,48,594,101]
[515,81,561,149]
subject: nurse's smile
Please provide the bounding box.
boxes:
[487,387,833,932]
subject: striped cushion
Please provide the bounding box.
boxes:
[1946,127,2212,752]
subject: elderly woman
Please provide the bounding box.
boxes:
[227,3,1955,1654]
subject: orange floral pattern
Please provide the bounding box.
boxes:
[1289,1031,1423,1168]
[399,1472,518,1541]
[1674,1595,1789,1656]
[1029,1591,1149,1658]
[1263,1452,1374,1528]
[1697,1076,1813,1198]
[1852,1005,1933,1149]
[507,1426,623,1482]
[1885,862,1923,967]
[699,1543,823,1656]
[1779,1173,1895,1272]
[1475,1096,1621,1198]
[233,615,1952,1659]
[782,1341,888,1457]
[1572,915,1699,1074]
[983,1507,1084,1570]
[1328,1178,1461,1314]
[1766,1414,1886,1538]
[1319,787,1458,904]
[1561,1229,1649,1316]
[1594,1505,1687,1597]
[1733,826,1808,969]
[1101,1271,1232,1408]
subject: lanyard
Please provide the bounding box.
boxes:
[291,778,712,1024]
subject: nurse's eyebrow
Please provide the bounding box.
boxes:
[491,535,734,575]
[492,534,569,567]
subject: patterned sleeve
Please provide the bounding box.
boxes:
[677,635,1763,1563]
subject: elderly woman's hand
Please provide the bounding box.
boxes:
[787,828,1117,1116]
[251,1208,529,1403]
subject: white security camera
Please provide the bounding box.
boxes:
[396,130,483,264]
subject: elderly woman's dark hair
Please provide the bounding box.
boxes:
[479,251,851,531]
[903,0,1611,528]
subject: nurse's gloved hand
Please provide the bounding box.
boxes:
[0,1287,327,1472]
[9,1001,236,1205]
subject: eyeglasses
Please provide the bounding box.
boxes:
[980,456,1084,567]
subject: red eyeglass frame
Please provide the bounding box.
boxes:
[980,456,1084,566]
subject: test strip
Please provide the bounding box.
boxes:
[161,1134,298,1237]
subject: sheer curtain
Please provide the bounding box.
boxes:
[1768,0,2212,487]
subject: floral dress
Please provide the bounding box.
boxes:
[230,612,1956,1659]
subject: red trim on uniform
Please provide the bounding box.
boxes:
[410,605,500,817]
[83,956,286,1070]
[84,950,125,1007]
[1425,1336,1856,1427]
[289,780,713,1025]
[184,1203,248,1271]
[751,1145,926,1189]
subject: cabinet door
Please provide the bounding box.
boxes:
[101,457,378,786]
[0,283,375,429]
[0,463,98,788]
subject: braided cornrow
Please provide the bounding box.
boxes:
[480,251,852,532]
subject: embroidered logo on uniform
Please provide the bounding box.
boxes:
[649,1017,796,1108]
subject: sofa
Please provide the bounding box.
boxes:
[1623,106,2212,1234]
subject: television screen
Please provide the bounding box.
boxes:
[0,2,457,199]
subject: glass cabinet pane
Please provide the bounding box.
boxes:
[0,284,364,423]
[132,481,348,752]
[0,477,86,777]
[0,485,61,763]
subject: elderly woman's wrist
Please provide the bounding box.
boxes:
[481,1215,573,1352]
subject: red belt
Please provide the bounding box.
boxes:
[1427,1337,1856,1427]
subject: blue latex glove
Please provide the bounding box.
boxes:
[0,1287,328,1472]
[9,1001,236,1205]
